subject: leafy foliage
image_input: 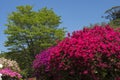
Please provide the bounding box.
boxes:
[109,19,120,28]
[4,5,65,77]
[104,6,120,28]
[105,6,120,21]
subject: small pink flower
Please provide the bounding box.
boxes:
[83,70,88,74]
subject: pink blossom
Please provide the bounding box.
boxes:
[0,68,22,79]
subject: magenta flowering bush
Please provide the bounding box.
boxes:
[33,48,50,70]
[33,48,52,80]
[33,25,120,80]
[0,68,22,79]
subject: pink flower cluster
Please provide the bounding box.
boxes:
[33,48,52,79]
[33,25,120,80]
[0,68,22,79]
[33,49,50,70]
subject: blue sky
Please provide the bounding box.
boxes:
[0,0,120,52]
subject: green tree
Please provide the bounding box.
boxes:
[4,5,65,77]
[105,6,120,21]
[104,6,120,28]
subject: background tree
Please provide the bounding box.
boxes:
[4,5,65,78]
[104,6,120,28]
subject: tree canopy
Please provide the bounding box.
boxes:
[104,6,120,28]
[4,5,65,77]
[105,6,120,21]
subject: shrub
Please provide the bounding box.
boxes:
[0,57,22,79]
[33,48,52,80]
[33,25,120,80]
[0,68,22,79]
[0,57,20,72]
